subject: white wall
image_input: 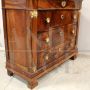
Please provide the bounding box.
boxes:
[0,0,90,51]
[78,0,90,51]
[0,1,4,50]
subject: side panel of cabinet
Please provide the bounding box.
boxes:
[6,10,28,67]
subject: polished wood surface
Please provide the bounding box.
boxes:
[2,0,83,89]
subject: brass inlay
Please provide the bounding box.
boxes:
[30,10,38,18]
[16,64,28,71]
[33,66,37,72]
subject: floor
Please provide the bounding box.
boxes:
[0,51,90,90]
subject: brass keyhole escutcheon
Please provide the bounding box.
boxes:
[61,0,67,8]
[61,15,64,20]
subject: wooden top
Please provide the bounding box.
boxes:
[2,0,83,10]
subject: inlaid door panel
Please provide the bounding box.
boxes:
[6,10,28,67]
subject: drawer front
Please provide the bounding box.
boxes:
[37,44,64,68]
[38,0,82,9]
[38,10,77,32]
[4,0,26,9]
[37,27,64,51]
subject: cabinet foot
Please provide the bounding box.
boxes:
[7,70,14,76]
[70,55,77,60]
[28,79,38,89]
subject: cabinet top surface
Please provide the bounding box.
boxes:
[2,0,83,10]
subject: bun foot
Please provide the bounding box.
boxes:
[28,79,38,89]
[7,70,14,76]
[70,55,77,60]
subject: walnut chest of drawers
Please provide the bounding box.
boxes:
[2,0,83,89]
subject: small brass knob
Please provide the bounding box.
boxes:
[45,55,49,60]
[46,38,50,43]
[46,17,50,23]
[61,0,66,7]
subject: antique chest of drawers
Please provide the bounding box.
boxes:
[2,0,83,89]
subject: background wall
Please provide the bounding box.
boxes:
[0,1,4,50]
[78,0,90,51]
[0,0,90,51]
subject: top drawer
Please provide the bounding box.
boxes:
[2,0,36,9]
[3,0,26,9]
[38,0,83,10]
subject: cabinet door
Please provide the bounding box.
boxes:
[6,10,28,68]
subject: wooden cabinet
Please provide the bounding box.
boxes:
[2,0,83,89]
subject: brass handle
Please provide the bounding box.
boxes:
[30,10,38,18]
[46,38,50,43]
[46,17,51,23]
[61,0,67,7]
[45,55,49,60]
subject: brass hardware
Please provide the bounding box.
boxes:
[59,48,61,52]
[61,15,64,20]
[46,17,51,23]
[46,38,50,43]
[45,55,49,60]
[16,64,28,71]
[72,29,75,34]
[61,0,66,7]
[30,10,38,18]
[73,14,77,20]
[33,66,37,72]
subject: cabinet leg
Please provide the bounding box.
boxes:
[28,79,38,89]
[70,55,77,60]
[7,70,14,76]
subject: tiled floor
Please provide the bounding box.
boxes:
[0,51,90,90]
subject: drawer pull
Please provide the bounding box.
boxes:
[46,17,51,23]
[45,55,49,60]
[61,15,64,20]
[46,38,50,43]
[61,0,67,7]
